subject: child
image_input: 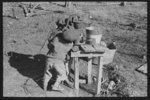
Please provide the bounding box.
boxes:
[43,30,80,91]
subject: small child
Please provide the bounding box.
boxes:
[43,30,80,91]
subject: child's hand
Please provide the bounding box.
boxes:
[66,54,71,61]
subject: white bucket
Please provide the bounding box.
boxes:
[103,49,116,65]
[92,42,117,65]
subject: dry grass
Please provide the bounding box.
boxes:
[3,2,147,97]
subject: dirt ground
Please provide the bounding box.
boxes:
[3,2,147,97]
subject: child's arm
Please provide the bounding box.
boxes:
[47,36,59,55]
[65,42,74,62]
[66,50,71,62]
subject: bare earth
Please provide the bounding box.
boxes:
[3,2,147,97]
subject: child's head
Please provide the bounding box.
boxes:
[62,29,81,43]
[57,33,73,43]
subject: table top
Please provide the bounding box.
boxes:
[71,51,105,57]
[71,44,106,57]
[80,44,106,52]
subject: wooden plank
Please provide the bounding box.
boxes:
[87,57,92,84]
[96,57,103,95]
[136,63,147,75]
[74,57,79,96]
[71,51,104,57]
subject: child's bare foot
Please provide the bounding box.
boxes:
[52,85,64,92]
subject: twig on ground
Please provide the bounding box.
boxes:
[21,78,32,95]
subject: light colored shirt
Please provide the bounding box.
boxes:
[47,34,73,61]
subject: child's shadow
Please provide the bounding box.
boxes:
[7,51,57,90]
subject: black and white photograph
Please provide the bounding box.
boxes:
[3,1,147,97]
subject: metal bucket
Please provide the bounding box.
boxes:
[86,26,102,45]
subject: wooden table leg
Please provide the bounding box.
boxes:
[87,57,92,84]
[96,57,103,95]
[74,57,79,96]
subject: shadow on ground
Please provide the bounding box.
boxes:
[7,51,57,90]
[7,51,97,95]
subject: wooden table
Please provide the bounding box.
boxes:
[71,51,104,96]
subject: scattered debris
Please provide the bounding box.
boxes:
[21,78,32,96]
[101,63,130,97]
[107,81,116,91]
[136,63,147,75]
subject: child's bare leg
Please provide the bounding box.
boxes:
[52,60,73,90]
[43,67,52,91]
